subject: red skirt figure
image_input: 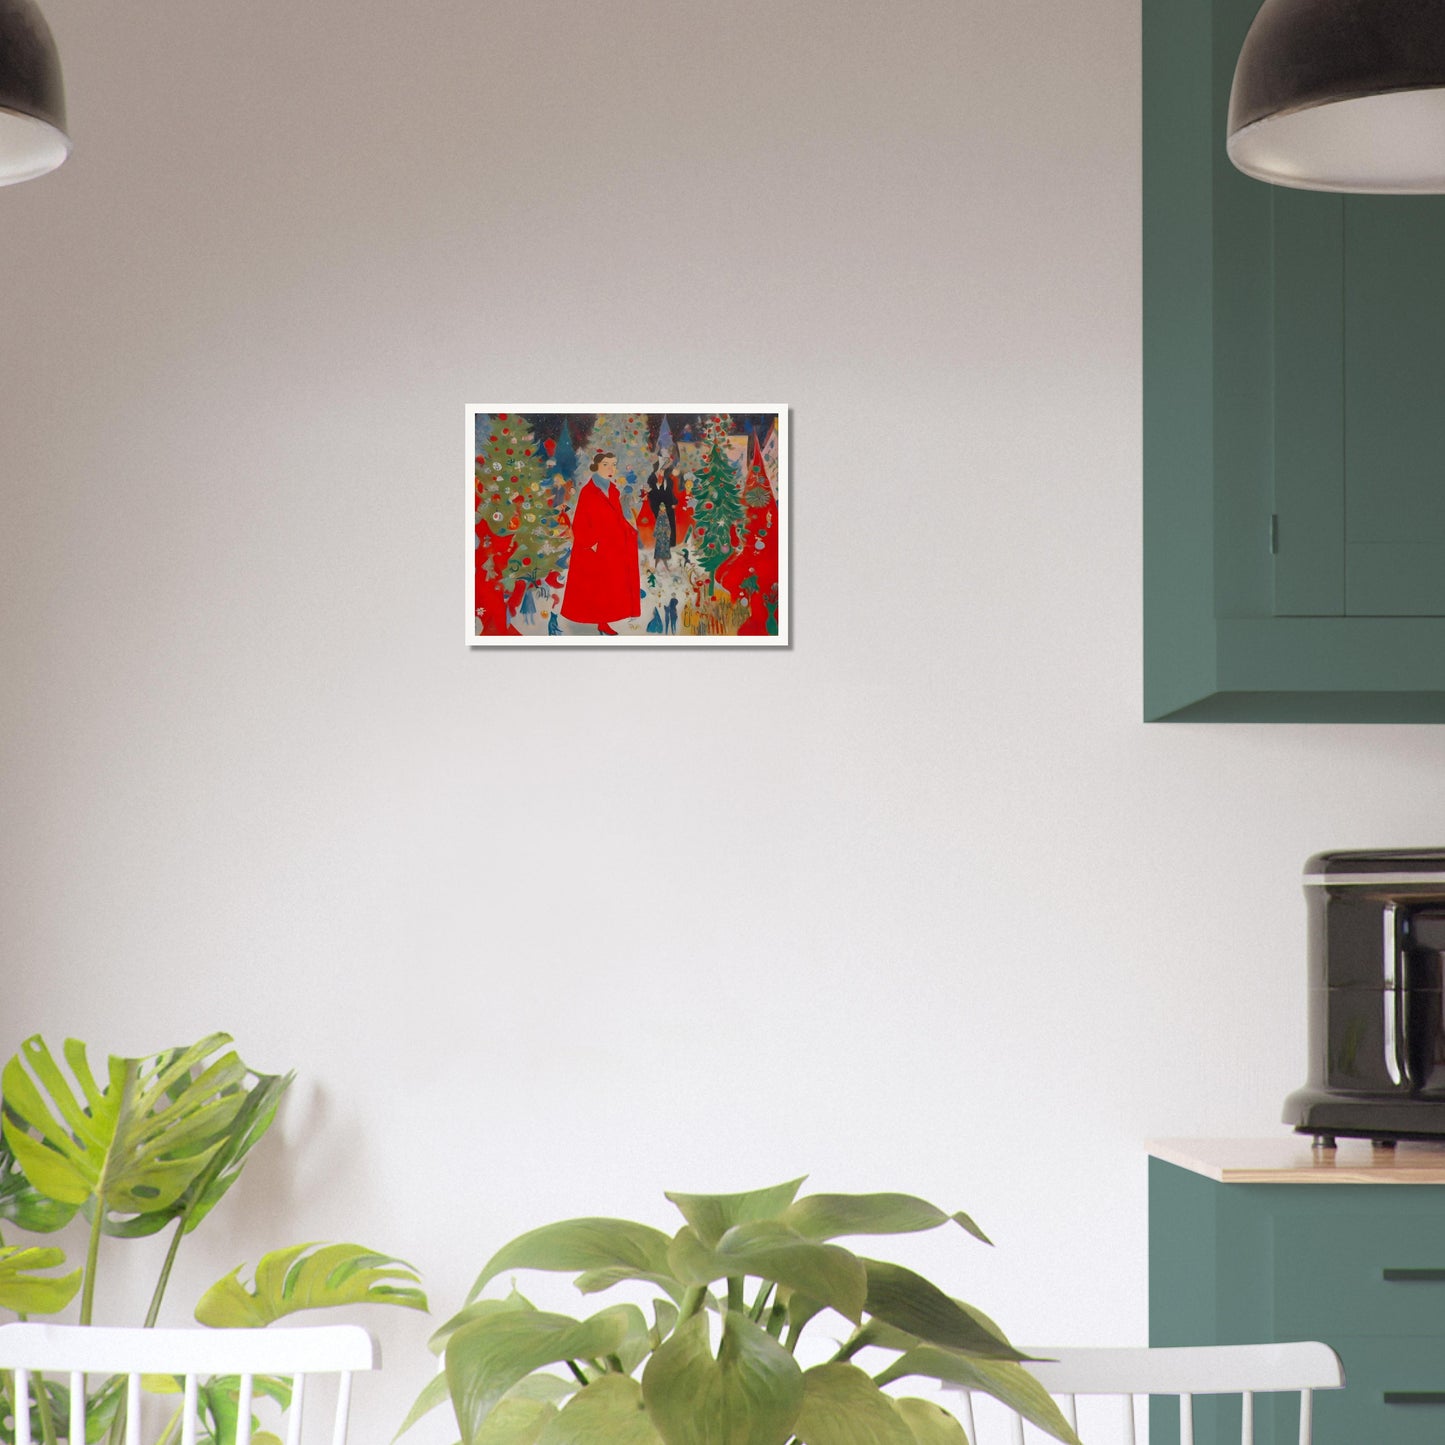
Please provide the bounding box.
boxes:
[561,475,640,630]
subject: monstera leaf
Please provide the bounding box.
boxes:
[0,1243,82,1314]
[1,1034,247,1226]
[0,1137,79,1234]
[104,1067,294,1240]
[146,1372,292,1445]
[195,1242,427,1327]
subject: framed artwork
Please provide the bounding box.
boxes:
[469,405,788,646]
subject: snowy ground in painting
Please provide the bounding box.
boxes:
[508,550,716,638]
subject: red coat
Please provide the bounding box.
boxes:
[561,481,641,624]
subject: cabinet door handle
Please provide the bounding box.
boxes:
[1385,1393,1445,1405]
[1383,1269,1445,1282]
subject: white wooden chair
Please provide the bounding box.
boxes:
[0,1322,378,1445]
[945,1342,1345,1444]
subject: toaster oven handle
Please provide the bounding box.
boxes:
[1385,903,1404,1086]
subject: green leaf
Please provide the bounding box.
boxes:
[445,1304,642,1440]
[1,1034,246,1225]
[947,1213,992,1247]
[862,1262,1025,1362]
[838,1318,917,1356]
[892,1398,970,1445]
[99,1065,293,1240]
[844,1298,1012,1359]
[573,1267,687,1303]
[396,1372,452,1439]
[194,1241,427,1327]
[784,1195,990,1246]
[470,1219,675,1301]
[0,1243,82,1314]
[877,1352,1082,1445]
[781,1292,828,1340]
[641,1309,804,1445]
[664,1179,807,1247]
[508,1376,580,1404]
[188,1374,293,1445]
[792,1364,914,1445]
[668,1222,866,1326]
[651,1300,679,1349]
[177,1067,293,1235]
[537,1375,663,1444]
[471,1398,559,1445]
[432,1290,539,1355]
[0,1137,79,1233]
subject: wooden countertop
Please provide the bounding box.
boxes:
[1149,1137,1445,1184]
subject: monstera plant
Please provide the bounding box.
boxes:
[401,1177,1082,1445]
[0,1032,427,1445]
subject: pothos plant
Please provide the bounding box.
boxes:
[400,1177,1082,1445]
[0,1032,428,1445]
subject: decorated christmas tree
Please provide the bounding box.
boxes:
[690,441,745,586]
[581,413,652,504]
[716,432,779,632]
[475,414,569,633]
[544,416,580,506]
[700,411,747,476]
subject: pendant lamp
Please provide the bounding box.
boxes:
[1229,0,1445,192]
[0,0,68,186]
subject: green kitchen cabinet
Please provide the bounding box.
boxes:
[1150,1145,1445,1444]
[1145,0,1445,720]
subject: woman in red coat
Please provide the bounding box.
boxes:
[560,451,641,635]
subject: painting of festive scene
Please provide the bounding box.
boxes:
[471,409,786,643]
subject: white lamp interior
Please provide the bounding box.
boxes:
[1229,87,1445,193]
[0,106,68,185]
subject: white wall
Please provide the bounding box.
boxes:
[7,0,1445,1438]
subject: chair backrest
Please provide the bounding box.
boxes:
[944,1342,1345,1445]
[0,1323,378,1445]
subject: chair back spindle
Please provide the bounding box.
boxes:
[945,1342,1344,1444]
[0,1323,376,1445]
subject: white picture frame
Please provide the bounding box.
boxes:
[467,405,789,647]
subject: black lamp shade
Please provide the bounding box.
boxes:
[1229,0,1445,192]
[0,0,67,186]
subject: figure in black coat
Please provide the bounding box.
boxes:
[643,461,680,556]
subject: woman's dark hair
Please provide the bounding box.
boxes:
[592,450,616,471]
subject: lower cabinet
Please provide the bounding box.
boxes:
[1150,1157,1445,1444]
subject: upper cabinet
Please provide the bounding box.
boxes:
[1145,0,1445,719]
